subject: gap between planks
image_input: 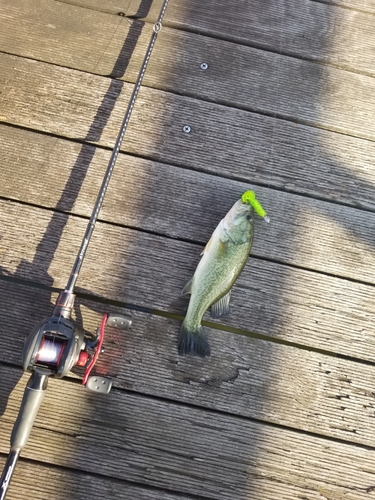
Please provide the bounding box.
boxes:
[2,282,375,448]
[2,58,375,209]
[0,455,199,500]
[1,364,375,500]
[57,0,375,16]
[2,7,375,134]
[1,126,375,286]
[2,198,375,360]
[124,0,375,77]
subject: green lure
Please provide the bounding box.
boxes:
[241,190,270,223]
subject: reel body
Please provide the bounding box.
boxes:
[21,297,132,392]
[22,316,85,378]
[0,295,132,499]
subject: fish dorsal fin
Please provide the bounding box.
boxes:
[182,277,194,295]
[210,290,231,319]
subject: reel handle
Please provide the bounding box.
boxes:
[82,313,132,393]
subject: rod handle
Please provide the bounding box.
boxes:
[11,371,48,451]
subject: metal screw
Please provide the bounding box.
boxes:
[183,125,191,133]
[200,62,208,70]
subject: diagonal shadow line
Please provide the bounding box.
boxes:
[0,0,154,413]
[0,3,154,287]
[30,18,147,274]
[128,0,153,19]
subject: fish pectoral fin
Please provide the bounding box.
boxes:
[210,290,231,319]
[201,236,213,256]
[218,238,229,256]
[182,277,194,295]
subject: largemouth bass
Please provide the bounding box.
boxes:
[179,196,256,357]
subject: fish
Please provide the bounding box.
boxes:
[178,196,255,357]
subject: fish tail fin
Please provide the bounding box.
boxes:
[178,322,211,357]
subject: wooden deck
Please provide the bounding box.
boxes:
[1,0,375,497]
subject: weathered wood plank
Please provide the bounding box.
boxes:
[1,365,375,499]
[2,126,375,284]
[2,280,375,447]
[59,0,375,17]
[0,457,192,500]
[1,36,375,141]
[48,0,375,75]
[57,0,132,14]
[1,202,375,360]
[128,0,375,76]
[1,55,375,212]
[130,0,375,18]
[318,0,375,14]
[0,0,126,73]
[136,0,374,75]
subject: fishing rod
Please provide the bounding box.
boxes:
[0,1,169,497]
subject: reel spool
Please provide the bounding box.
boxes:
[36,337,66,365]
[22,315,84,378]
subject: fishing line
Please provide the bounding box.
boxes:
[266,0,286,204]
[36,338,65,365]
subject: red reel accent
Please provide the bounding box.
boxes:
[77,351,90,367]
[82,313,108,386]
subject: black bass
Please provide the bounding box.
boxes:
[179,191,269,357]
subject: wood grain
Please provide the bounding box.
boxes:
[130,0,375,76]
[49,0,375,75]
[57,0,132,14]
[1,25,375,140]
[317,0,375,14]
[129,0,375,18]
[0,457,193,500]
[0,0,126,72]
[1,281,375,447]
[1,365,375,500]
[58,0,375,16]
[1,126,375,284]
[1,0,374,497]
[1,202,375,360]
[2,55,375,211]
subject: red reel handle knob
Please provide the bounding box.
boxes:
[77,351,90,367]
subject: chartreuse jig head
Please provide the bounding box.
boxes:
[241,190,270,223]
